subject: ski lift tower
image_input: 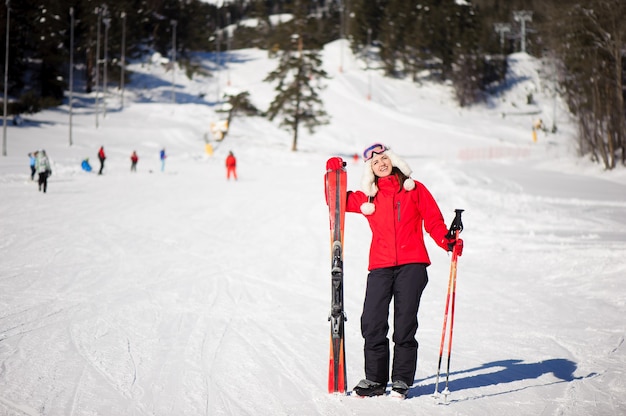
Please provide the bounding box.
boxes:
[493,23,511,57]
[513,11,532,53]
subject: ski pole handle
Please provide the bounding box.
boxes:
[445,209,464,239]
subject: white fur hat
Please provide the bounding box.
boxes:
[360,145,415,215]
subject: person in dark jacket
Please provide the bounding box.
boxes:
[325,143,463,399]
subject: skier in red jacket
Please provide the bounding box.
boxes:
[225,151,237,180]
[97,146,106,175]
[325,143,463,399]
[130,151,139,172]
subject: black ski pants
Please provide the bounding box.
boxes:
[98,156,105,175]
[38,171,49,193]
[361,263,428,386]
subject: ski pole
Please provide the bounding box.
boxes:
[442,227,460,400]
[433,254,454,397]
[433,209,464,400]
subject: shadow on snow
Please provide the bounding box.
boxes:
[410,358,594,400]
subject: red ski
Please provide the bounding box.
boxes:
[325,164,348,394]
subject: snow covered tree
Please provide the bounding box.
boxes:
[264,35,330,151]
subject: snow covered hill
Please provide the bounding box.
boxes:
[0,40,625,416]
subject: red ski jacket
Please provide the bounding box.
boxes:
[346,175,449,270]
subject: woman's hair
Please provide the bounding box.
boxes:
[373,167,410,192]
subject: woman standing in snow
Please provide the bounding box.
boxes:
[325,143,463,399]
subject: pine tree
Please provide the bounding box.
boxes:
[349,0,388,55]
[264,1,330,152]
[449,1,484,106]
[265,35,330,151]
[378,0,417,76]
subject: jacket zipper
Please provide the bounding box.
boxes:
[394,200,401,266]
[397,201,401,222]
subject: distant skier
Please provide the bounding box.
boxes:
[98,146,106,175]
[130,151,139,172]
[28,152,37,180]
[81,158,92,172]
[226,151,237,180]
[160,148,166,172]
[325,143,463,399]
[35,150,52,193]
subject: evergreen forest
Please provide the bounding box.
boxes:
[0,0,624,168]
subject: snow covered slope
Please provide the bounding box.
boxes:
[0,40,625,416]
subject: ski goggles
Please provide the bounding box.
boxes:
[362,143,388,161]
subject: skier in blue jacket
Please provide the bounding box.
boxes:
[28,152,37,180]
